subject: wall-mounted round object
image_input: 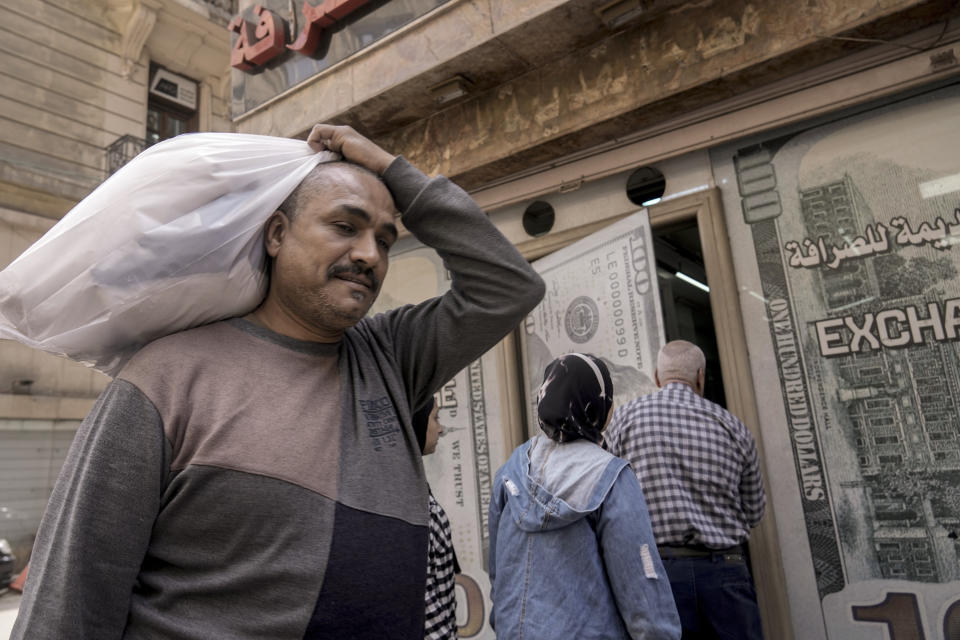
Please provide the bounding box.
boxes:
[523,200,555,237]
[626,166,666,206]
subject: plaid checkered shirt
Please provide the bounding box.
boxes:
[424,494,459,639]
[605,382,765,549]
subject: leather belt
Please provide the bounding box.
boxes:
[657,544,744,561]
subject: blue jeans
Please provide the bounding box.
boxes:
[659,549,764,640]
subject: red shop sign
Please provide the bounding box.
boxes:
[228,0,369,72]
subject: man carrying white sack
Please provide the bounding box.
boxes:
[12,125,545,639]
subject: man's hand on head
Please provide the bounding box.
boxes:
[307,124,396,176]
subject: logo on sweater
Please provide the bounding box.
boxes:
[360,396,401,451]
[564,296,600,343]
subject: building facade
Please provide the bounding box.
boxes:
[222,1,959,637]
[0,0,234,574]
[3,0,960,638]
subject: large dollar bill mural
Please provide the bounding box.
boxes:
[711,83,960,639]
[372,239,510,638]
[521,212,665,433]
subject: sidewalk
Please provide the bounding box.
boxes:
[0,590,19,639]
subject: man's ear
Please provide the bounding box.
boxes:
[264,210,289,258]
[654,368,662,388]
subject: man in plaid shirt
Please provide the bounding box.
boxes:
[605,340,766,639]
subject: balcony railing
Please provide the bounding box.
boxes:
[106,135,147,175]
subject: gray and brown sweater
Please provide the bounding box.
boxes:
[12,157,545,639]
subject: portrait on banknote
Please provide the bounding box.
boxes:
[711,83,960,639]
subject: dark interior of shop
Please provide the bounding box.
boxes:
[653,222,728,408]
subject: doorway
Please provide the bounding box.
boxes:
[653,221,726,407]
[511,188,788,639]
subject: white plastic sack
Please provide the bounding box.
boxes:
[0,132,336,376]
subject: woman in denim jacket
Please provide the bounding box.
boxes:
[488,353,681,639]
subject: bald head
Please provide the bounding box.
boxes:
[656,340,706,393]
[279,161,385,221]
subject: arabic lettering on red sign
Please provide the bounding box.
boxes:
[229,0,370,71]
[229,5,286,70]
[289,0,370,55]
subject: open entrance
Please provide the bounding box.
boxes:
[653,221,727,407]
[511,189,784,625]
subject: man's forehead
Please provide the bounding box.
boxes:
[302,163,397,214]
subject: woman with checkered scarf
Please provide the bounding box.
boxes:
[413,398,460,639]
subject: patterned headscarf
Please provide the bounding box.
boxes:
[536,353,614,444]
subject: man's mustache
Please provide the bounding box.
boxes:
[329,264,379,291]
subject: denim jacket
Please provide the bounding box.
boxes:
[488,435,680,639]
